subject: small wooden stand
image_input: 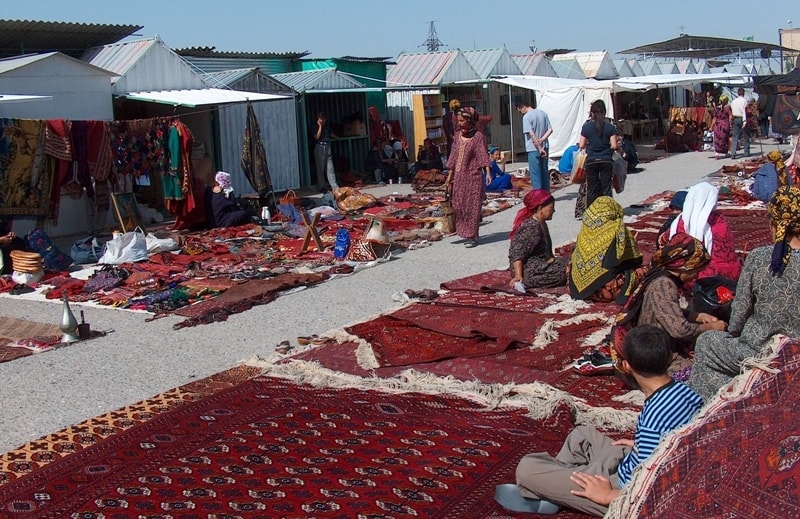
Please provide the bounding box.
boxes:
[300,212,326,253]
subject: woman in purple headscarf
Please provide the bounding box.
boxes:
[204,171,251,228]
[445,107,491,247]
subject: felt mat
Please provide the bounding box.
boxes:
[0,367,592,519]
[610,337,800,519]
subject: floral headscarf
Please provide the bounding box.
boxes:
[768,186,800,276]
[510,189,553,239]
[768,151,789,187]
[457,107,478,138]
[215,171,234,198]
[569,197,642,298]
[719,94,729,104]
[652,232,710,272]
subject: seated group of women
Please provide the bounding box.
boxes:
[509,182,800,400]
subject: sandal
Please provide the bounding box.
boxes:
[275,340,293,354]
[464,239,478,248]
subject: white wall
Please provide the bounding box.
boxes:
[0,60,113,120]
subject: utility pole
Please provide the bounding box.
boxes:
[420,21,445,52]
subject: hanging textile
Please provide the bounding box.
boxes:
[0,119,56,217]
[240,101,274,201]
[164,120,196,218]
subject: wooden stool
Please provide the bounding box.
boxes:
[300,212,326,253]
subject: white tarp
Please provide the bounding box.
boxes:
[612,72,750,92]
[492,75,614,157]
[120,88,290,107]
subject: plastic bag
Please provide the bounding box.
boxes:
[98,228,148,264]
[333,228,351,259]
[571,151,587,184]
[145,233,178,254]
[612,152,628,193]
[70,236,104,264]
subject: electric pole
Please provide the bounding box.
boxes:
[420,21,445,52]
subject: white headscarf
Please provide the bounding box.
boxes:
[669,181,717,253]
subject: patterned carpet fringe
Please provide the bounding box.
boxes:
[605,334,785,519]
[540,294,592,314]
[242,356,639,430]
[532,313,611,349]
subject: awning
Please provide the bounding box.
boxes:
[118,88,291,107]
[0,94,52,104]
[612,72,750,92]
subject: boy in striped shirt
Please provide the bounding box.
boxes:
[498,326,704,516]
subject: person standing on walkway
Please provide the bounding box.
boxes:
[314,111,339,190]
[730,88,750,159]
[711,95,732,159]
[445,107,491,248]
[515,98,553,191]
[580,100,618,210]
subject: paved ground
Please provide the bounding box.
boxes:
[0,140,785,454]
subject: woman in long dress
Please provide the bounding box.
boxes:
[508,189,568,290]
[446,107,490,248]
[711,95,732,159]
[689,186,800,400]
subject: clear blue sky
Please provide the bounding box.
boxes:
[5,0,796,58]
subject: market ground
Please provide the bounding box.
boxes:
[0,140,786,454]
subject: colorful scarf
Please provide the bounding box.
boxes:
[768,186,800,276]
[670,182,717,253]
[215,171,234,198]
[510,189,553,239]
[652,232,710,272]
[570,197,641,298]
[768,150,789,187]
[457,107,478,138]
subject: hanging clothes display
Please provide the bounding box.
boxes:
[240,101,274,202]
[164,119,196,219]
[0,119,56,218]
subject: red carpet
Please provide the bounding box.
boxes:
[0,368,591,518]
[613,338,800,518]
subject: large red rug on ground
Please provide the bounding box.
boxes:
[611,338,800,518]
[0,368,591,518]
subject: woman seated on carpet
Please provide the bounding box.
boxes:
[689,186,800,401]
[484,146,513,192]
[627,233,727,354]
[204,171,251,229]
[508,189,568,290]
[0,219,28,276]
[657,181,741,284]
[568,197,645,304]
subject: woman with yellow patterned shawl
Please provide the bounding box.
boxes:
[568,197,644,304]
[689,186,800,400]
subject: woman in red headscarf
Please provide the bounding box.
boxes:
[508,189,568,290]
[446,107,491,247]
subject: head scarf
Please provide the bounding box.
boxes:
[669,190,688,210]
[569,197,642,299]
[768,186,800,276]
[215,171,234,198]
[510,189,554,239]
[719,94,729,104]
[457,107,478,138]
[670,182,717,253]
[652,232,710,272]
[449,99,461,111]
[488,146,499,154]
[768,150,789,187]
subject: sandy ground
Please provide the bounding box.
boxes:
[0,140,786,454]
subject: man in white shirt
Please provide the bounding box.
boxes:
[729,88,750,159]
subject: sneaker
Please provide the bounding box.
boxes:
[494,484,561,514]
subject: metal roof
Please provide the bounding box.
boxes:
[658,62,679,74]
[203,68,293,93]
[271,68,365,92]
[82,38,157,78]
[675,59,697,74]
[462,48,521,78]
[119,88,290,107]
[0,19,141,59]
[550,58,586,80]
[175,47,309,59]
[552,51,618,79]
[0,51,115,76]
[511,53,558,77]
[618,34,794,59]
[387,50,478,87]
[613,59,634,78]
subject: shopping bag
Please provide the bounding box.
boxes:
[571,151,587,184]
[98,227,148,264]
[612,152,628,193]
[145,233,179,254]
[70,235,104,264]
[25,228,74,271]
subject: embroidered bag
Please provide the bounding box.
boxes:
[25,228,74,271]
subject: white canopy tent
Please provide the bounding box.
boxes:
[491,72,750,157]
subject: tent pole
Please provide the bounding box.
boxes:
[508,84,514,162]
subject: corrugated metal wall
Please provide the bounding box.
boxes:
[183,56,294,75]
[217,99,301,194]
[386,89,437,159]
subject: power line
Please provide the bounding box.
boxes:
[420,21,445,52]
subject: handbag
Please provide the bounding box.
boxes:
[571,151,587,184]
[612,152,628,193]
[70,236,104,264]
[98,227,148,265]
[25,228,74,271]
[692,275,737,322]
[279,190,301,207]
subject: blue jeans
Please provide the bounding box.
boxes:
[731,117,750,158]
[527,151,550,191]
